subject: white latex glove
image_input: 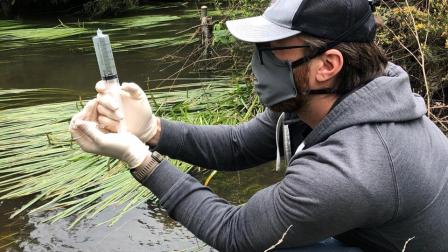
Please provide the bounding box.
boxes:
[95,81,158,143]
[70,100,150,168]
[69,99,100,128]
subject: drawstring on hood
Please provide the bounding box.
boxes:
[275,113,304,172]
[273,63,426,172]
[275,113,285,172]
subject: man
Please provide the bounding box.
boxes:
[70,0,448,251]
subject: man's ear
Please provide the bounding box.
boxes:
[315,49,344,83]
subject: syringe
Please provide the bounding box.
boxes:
[92,29,127,132]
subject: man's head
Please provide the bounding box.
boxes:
[226,0,388,113]
[266,33,388,113]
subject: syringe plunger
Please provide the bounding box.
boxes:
[92,29,118,80]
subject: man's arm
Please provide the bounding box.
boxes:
[94,83,286,171]
[142,145,396,252]
[70,109,396,251]
[151,108,282,171]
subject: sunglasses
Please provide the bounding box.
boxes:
[256,43,311,65]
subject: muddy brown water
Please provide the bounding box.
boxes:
[0,2,283,251]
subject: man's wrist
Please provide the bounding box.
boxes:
[147,117,161,147]
[130,151,164,182]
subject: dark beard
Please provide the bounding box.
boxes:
[269,96,307,113]
[269,63,310,113]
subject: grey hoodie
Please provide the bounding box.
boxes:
[143,63,448,252]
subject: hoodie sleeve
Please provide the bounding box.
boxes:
[142,141,395,252]
[152,108,281,171]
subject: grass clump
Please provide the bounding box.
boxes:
[107,15,181,29]
[0,88,90,110]
[111,36,198,52]
[0,22,89,51]
[0,79,261,227]
[0,27,87,41]
[0,20,31,31]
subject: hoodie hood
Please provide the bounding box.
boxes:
[303,62,427,148]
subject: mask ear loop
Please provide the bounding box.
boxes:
[255,43,264,65]
[290,40,341,69]
[302,88,338,95]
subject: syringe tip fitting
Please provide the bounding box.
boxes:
[97,28,103,36]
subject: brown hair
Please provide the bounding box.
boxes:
[299,28,388,95]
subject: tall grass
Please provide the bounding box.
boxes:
[0,88,89,110]
[0,80,261,227]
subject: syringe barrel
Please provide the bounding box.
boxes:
[92,30,118,80]
[92,29,127,132]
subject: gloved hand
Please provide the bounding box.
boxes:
[70,99,150,168]
[95,81,159,144]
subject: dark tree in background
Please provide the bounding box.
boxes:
[0,0,140,18]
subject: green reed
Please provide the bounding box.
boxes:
[0,79,261,227]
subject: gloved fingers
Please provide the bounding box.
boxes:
[69,99,97,129]
[95,80,107,94]
[69,109,87,131]
[98,115,120,132]
[69,112,81,131]
[97,95,123,121]
[97,95,120,112]
[70,126,90,142]
[83,99,99,122]
[97,103,123,121]
[69,122,83,140]
[76,120,105,145]
[121,82,145,99]
[69,120,98,153]
[69,111,91,141]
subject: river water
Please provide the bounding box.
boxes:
[0,2,283,251]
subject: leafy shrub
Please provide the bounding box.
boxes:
[378,1,448,98]
[212,22,236,46]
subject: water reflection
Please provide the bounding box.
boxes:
[1,162,283,251]
[1,199,211,251]
[196,161,284,205]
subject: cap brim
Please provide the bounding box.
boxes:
[226,16,301,43]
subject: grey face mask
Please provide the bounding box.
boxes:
[251,50,297,107]
[251,46,338,108]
